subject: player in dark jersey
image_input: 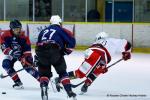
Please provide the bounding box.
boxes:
[35,15,76,100]
[0,19,39,89]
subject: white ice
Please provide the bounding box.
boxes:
[0,50,150,100]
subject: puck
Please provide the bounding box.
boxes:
[2,92,6,94]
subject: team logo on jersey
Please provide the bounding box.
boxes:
[11,44,21,51]
[13,37,16,40]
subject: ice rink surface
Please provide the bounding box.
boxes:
[0,50,150,100]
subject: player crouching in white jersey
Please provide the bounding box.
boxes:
[55,32,131,94]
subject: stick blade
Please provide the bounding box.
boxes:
[0,73,4,79]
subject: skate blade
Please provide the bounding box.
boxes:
[13,86,24,90]
[67,97,77,100]
[42,96,48,100]
[79,92,85,95]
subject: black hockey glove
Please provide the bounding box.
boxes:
[9,49,21,59]
[63,48,73,55]
[122,52,131,61]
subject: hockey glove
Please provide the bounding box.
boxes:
[97,65,108,74]
[63,48,73,55]
[9,49,21,59]
[21,53,33,66]
[122,52,131,61]
[101,67,108,74]
[100,59,107,71]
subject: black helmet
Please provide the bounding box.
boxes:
[9,19,22,29]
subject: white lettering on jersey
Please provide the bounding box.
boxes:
[41,29,56,41]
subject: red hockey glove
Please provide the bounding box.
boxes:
[96,65,108,74]
[21,53,33,66]
[98,59,107,74]
[122,52,131,61]
[101,66,108,74]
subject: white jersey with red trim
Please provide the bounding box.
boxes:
[75,38,131,78]
[93,38,129,57]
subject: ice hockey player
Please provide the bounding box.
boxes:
[34,15,77,100]
[0,19,39,89]
[55,31,131,94]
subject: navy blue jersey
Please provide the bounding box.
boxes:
[0,30,31,55]
[37,25,76,50]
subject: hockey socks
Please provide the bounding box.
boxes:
[40,77,49,100]
[59,72,77,99]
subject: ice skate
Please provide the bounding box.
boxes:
[54,77,63,92]
[80,84,89,95]
[12,82,24,89]
[41,84,48,100]
[67,91,77,100]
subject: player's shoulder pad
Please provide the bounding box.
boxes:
[62,27,74,37]
[0,30,12,38]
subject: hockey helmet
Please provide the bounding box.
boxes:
[50,15,62,25]
[95,32,108,41]
[9,19,22,29]
[9,19,22,36]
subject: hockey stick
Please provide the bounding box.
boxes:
[49,79,57,93]
[0,63,38,79]
[71,58,123,88]
[0,68,25,79]
[106,58,123,69]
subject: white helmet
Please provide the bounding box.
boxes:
[95,32,108,41]
[50,15,62,25]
